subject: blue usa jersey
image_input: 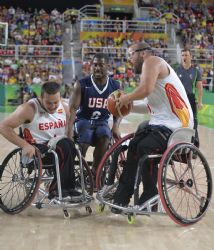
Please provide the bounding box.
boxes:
[76,75,120,121]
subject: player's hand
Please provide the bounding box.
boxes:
[198,102,203,110]
[116,94,131,109]
[66,128,74,140]
[112,126,121,140]
[22,144,36,158]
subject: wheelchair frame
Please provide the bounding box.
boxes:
[0,140,94,218]
[96,128,213,226]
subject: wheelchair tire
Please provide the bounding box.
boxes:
[96,133,134,191]
[0,148,42,214]
[158,142,212,226]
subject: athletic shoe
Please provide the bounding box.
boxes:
[68,188,83,202]
[192,150,198,159]
[98,184,115,199]
[138,190,158,205]
[111,202,128,214]
[137,192,158,212]
[138,203,158,212]
[48,189,71,201]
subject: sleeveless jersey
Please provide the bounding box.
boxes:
[147,62,194,131]
[23,98,66,144]
[76,75,120,121]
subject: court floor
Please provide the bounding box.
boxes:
[0,112,213,250]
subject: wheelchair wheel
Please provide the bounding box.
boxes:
[158,142,212,226]
[0,148,42,214]
[96,133,134,191]
[74,156,94,196]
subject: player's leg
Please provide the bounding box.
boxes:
[43,138,82,199]
[137,127,172,205]
[188,94,199,148]
[75,119,93,156]
[112,130,147,211]
[93,121,112,173]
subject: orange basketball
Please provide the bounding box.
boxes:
[107,89,132,117]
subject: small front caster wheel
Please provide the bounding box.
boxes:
[127,214,136,225]
[63,209,71,219]
[97,204,105,213]
[86,206,92,214]
[35,202,42,209]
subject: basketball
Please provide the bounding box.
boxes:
[107,89,132,117]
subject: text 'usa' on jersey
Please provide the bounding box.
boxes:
[76,75,120,121]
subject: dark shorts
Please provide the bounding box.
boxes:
[75,119,112,146]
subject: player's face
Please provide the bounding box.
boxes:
[41,92,61,114]
[127,46,143,74]
[91,57,108,79]
[181,51,191,64]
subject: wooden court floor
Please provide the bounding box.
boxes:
[0,112,213,250]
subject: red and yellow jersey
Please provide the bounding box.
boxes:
[147,63,193,131]
[23,98,66,144]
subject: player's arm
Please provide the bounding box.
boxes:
[111,82,123,139]
[118,57,160,106]
[0,103,36,157]
[62,101,70,133]
[196,79,203,110]
[112,116,122,139]
[66,80,81,139]
[132,100,149,114]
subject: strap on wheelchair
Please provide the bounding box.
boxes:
[19,127,24,138]
[135,124,172,143]
[148,125,172,143]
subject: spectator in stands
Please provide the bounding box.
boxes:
[32,72,43,85]
[2,6,63,45]
[17,66,26,83]
[207,69,214,92]
[8,73,17,84]
[175,49,203,148]
[62,84,73,99]
[0,62,3,82]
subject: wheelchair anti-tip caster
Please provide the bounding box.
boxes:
[96,204,105,213]
[35,202,42,209]
[127,214,136,225]
[63,209,71,219]
[86,206,92,214]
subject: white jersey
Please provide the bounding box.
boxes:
[23,98,66,144]
[147,62,194,131]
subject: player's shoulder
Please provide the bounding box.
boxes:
[174,63,182,71]
[144,55,163,69]
[195,66,201,74]
[12,100,35,121]
[61,100,69,113]
[79,75,91,84]
[20,99,36,112]
[108,76,120,89]
[147,55,161,63]
[109,76,119,83]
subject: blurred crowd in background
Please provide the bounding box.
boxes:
[0,1,213,98]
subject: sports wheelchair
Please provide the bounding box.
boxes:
[0,134,94,218]
[96,127,212,226]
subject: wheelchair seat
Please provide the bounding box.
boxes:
[167,128,195,146]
